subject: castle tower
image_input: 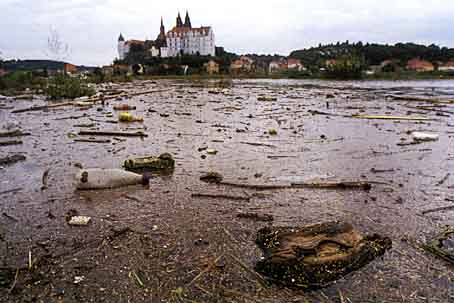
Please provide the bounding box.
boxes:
[117,33,126,60]
[156,17,167,48]
[160,17,165,35]
[184,11,192,28]
[176,12,183,27]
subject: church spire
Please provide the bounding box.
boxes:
[176,12,183,27]
[160,16,165,35]
[118,33,124,41]
[184,11,192,28]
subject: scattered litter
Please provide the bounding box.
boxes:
[412,132,439,141]
[206,149,218,155]
[73,276,85,284]
[118,112,143,123]
[124,153,175,171]
[75,168,150,190]
[200,172,223,184]
[423,227,454,265]
[268,128,277,135]
[68,216,91,226]
[0,154,26,166]
[258,96,277,101]
[114,104,136,111]
[237,212,273,222]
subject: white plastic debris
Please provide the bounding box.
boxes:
[74,276,85,284]
[412,132,439,142]
[68,216,91,226]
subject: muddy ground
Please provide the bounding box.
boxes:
[0,79,453,302]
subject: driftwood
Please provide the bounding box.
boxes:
[237,212,273,222]
[0,140,22,146]
[0,154,26,166]
[422,227,454,265]
[219,182,291,190]
[0,130,31,137]
[421,205,454,215]
[239,141,276,148]
[191,193,250,201]
[390,95,454,104]
[74,138,111,143]
[291,181,372,190]
[351,115,431,121]
[12,102,74,113]
[255,221,392,288]
[78,131,148,137]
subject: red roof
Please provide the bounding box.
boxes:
[287,58,302,66]
[407,59,434,69]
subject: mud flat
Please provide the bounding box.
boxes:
[0,79,453,302]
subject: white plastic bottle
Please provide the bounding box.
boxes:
[75,168,150,190]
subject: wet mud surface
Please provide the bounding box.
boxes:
[1,79,454,302]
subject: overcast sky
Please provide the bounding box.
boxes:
[1,0,453,66]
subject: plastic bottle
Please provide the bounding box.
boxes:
[75,168,150,190]
[412,132,439,141]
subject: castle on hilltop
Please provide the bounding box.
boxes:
[118,11,216,60]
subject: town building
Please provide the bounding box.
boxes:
[230,56,254,73]
[269,58,305,73]
[439,61,454,72]
[204,60,219,74]
[287,58,305,71]
[117,12,215,60]
[64,63,77,75]
[406,59,434,72]
[269,60,287,73]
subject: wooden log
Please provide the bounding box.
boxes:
[12,102,74,113]
[0,140,23,146]
[0,130,31,137]
[291,181,372,190]
[351,115,431,121]
[78,131,147,137]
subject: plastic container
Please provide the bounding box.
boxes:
[412,132,439,141]
[75,168,150,190]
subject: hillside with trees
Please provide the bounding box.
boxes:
[289,42,454,68]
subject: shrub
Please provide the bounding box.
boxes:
[45,74,95,100]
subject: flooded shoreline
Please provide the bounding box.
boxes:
[1,79,453,302]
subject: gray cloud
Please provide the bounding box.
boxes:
[1,0,453,66]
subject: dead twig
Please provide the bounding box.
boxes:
[8,268,19,294]
[41,169,49,191]
[187,254,224,286]
[421,205,454,215]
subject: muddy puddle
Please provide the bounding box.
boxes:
[1,79,453,302]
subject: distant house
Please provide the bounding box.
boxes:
[230,56,254,73]
[325,59,337,67]
[287,58,305,71]
[406,59,434,72]
[439,61,454,72]
[269,60,287,73]
[102,65,114,76]
[64,63,77,75]
[204,60,219,74]
[113,64,131,74]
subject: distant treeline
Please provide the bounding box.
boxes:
[289,42,454,67]
[1,59,95,72]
